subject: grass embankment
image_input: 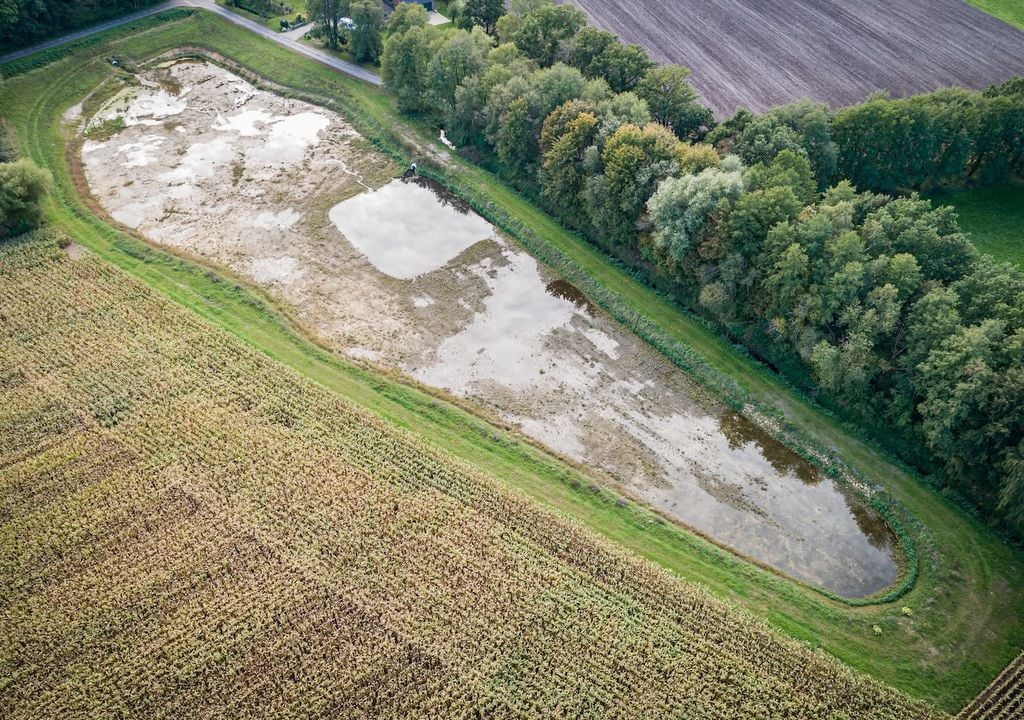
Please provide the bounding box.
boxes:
[936,182,1024,270]
[965,0,1024,30]
[2,10,1022,711]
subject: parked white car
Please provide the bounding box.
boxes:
[340,17,356,30]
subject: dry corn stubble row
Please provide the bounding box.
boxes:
[0,233,945,719]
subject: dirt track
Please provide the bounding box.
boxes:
[561,0,1024,117]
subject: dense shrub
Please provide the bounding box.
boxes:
[0,159,52,239]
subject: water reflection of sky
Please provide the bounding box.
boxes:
[328,178,495,279]
[719,411,896,552]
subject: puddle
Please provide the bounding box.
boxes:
[408,242,898,597]
[247,112,330,168]
[546,279,597,316]
[328,178,496,279]
[628,408,897,597]
[117,136,166,168]
[90,85,187,129]
[414,250,582,393]
[719,410,820,486]
[159,136,235,183]
[82,61,899,598]
[214,109,273,136]
[408,175,473,214]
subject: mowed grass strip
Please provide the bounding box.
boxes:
[0,233,944,719]
[2,10,1023,711]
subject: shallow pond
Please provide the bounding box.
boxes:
[81,64,899,598]
[329,178,495,279]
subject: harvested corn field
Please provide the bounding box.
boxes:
[561,0,1024,116]
[0,232,945,719]
[958,650,1024,720]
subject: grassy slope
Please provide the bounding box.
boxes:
[1,10,1022,711]
[935,182,1024,270]
[965,0,1024,30]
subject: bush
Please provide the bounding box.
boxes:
[0,160,53,239]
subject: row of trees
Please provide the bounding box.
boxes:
[646,161,1023,532]
[0,0,158,50]
[709,83,1024,194]
[226,0,292,20]
[382,0,1024,535]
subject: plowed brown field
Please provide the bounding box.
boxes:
[561,0,1024,116]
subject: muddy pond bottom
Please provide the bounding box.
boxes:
[80,63,899,598]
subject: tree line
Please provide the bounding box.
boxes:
[0,0,160,50]
[225,0,293,21]
[382,0,1024,536]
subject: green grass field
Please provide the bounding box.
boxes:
[937,182,1024,270]
[2,9,1023,712]
[965,0,1024,30]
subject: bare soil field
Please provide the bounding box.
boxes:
[560,0,1024,116]
[78,60,902,597]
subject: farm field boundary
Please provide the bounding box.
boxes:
[2,9,1023,711]
[966,0,1024,30]
[957,648,1024,719]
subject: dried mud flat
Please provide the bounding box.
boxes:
[81,61,897,597]
[561,0,1024,116]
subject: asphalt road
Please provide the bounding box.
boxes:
[562,0,1024,117]
[0,0,382,87]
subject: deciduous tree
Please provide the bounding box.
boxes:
[636,65,713,141]
[458,0,503,34]
[307,0,349,48]
[386,1,428,35]
[0,159,52,238]
[504,2,585,66]
[350,0,384,63]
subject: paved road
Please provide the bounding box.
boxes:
[0,0,382,87]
